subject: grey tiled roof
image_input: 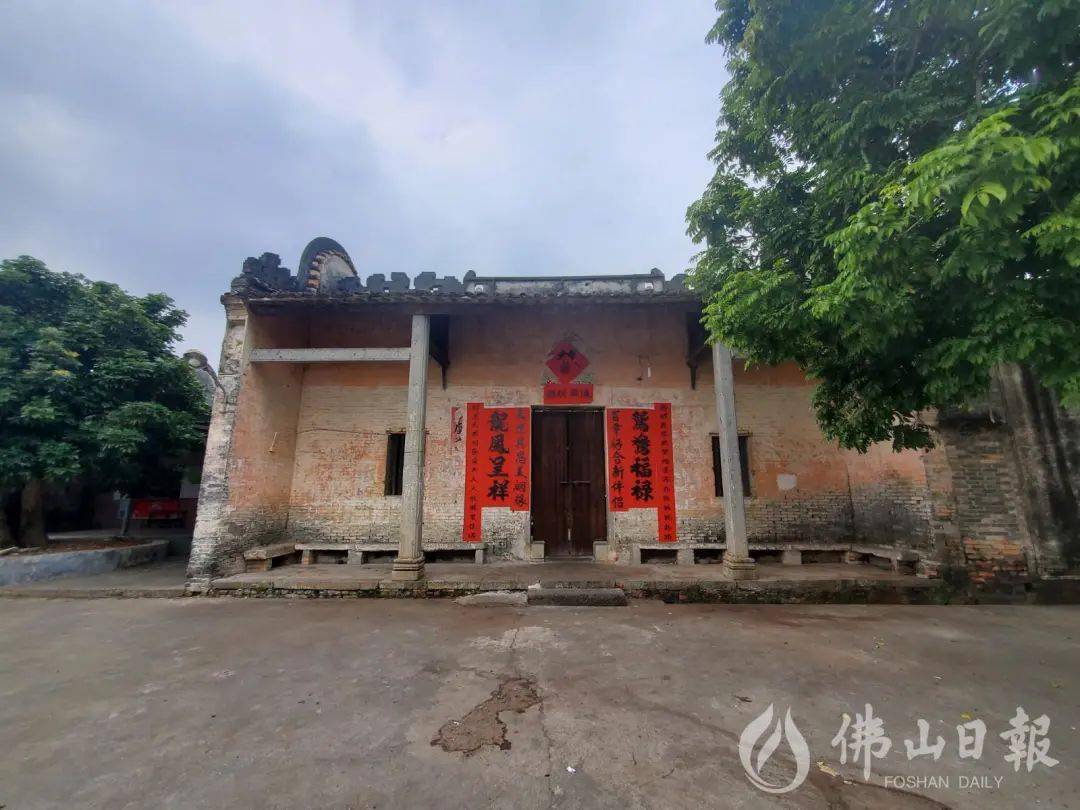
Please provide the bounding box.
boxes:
[229,238,697,305]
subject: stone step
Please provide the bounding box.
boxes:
[527,587,628,607]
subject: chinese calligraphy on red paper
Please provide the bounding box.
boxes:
[463,403,531,541]
[606,403,676,541]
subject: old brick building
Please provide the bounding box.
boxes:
[187,238,1079,593]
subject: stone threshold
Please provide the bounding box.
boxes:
[0,585,188,599]
[204,580,944,604]
[205,562,946,604]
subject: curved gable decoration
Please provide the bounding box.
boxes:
[298,236,357,294]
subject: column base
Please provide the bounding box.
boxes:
[723,553,758,580]
[391,555,426,581]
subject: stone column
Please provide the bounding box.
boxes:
[712,342,757,580]
[392,313,430,581]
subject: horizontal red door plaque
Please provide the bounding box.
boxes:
[543,382,594,404]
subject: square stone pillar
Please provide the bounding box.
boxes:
[392,314,430,581]
[712,342,757,580]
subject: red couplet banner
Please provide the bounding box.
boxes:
[463,404,531,542]
[606,403,677,542]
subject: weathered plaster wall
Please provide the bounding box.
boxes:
[187,306,305,582]
[280,304,931,560]
[995,364,1080,574]
[844,443,934,550]
[287,362,410,546]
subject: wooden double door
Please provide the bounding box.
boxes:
[531,408,607,558]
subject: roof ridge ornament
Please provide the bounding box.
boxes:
[297,237,357,295]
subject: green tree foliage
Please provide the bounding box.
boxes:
[0,257,209,543]
[687,0,1080,451]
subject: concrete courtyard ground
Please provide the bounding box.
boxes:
[0,600,1076,809]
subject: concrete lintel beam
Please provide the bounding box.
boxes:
[248,348,411,363]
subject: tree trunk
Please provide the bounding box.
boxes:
[0,494,14,549]
[19,479,47,547]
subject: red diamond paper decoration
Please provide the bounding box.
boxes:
[546,341,589,384]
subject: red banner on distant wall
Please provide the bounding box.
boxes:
[542,382,594,404]
[463,403,531,541]
[130,498,182,520]
[606,403,677,542]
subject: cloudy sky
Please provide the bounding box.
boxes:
[0,1,725,355]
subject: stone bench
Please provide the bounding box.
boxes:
[243,543,301,572]
[629,542,916,568]
[630,543,724,565]
[295,542,487,566]
[631,542,850,565]
[295,543,353,565]
[751,543,851,566]
[850,544,920,559]
[848,545,920,573]
[421,542,488,565]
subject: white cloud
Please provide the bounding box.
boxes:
[1,0,727,354]
[157,0,725,271]
[157,1,508,171]
[0,93,114,195]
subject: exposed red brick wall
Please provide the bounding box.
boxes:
[932,416,1033,591]
[273,304,931,559]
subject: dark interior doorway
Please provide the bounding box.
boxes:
[531,408,607,558]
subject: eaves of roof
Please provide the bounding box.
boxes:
[239,290,702,307]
